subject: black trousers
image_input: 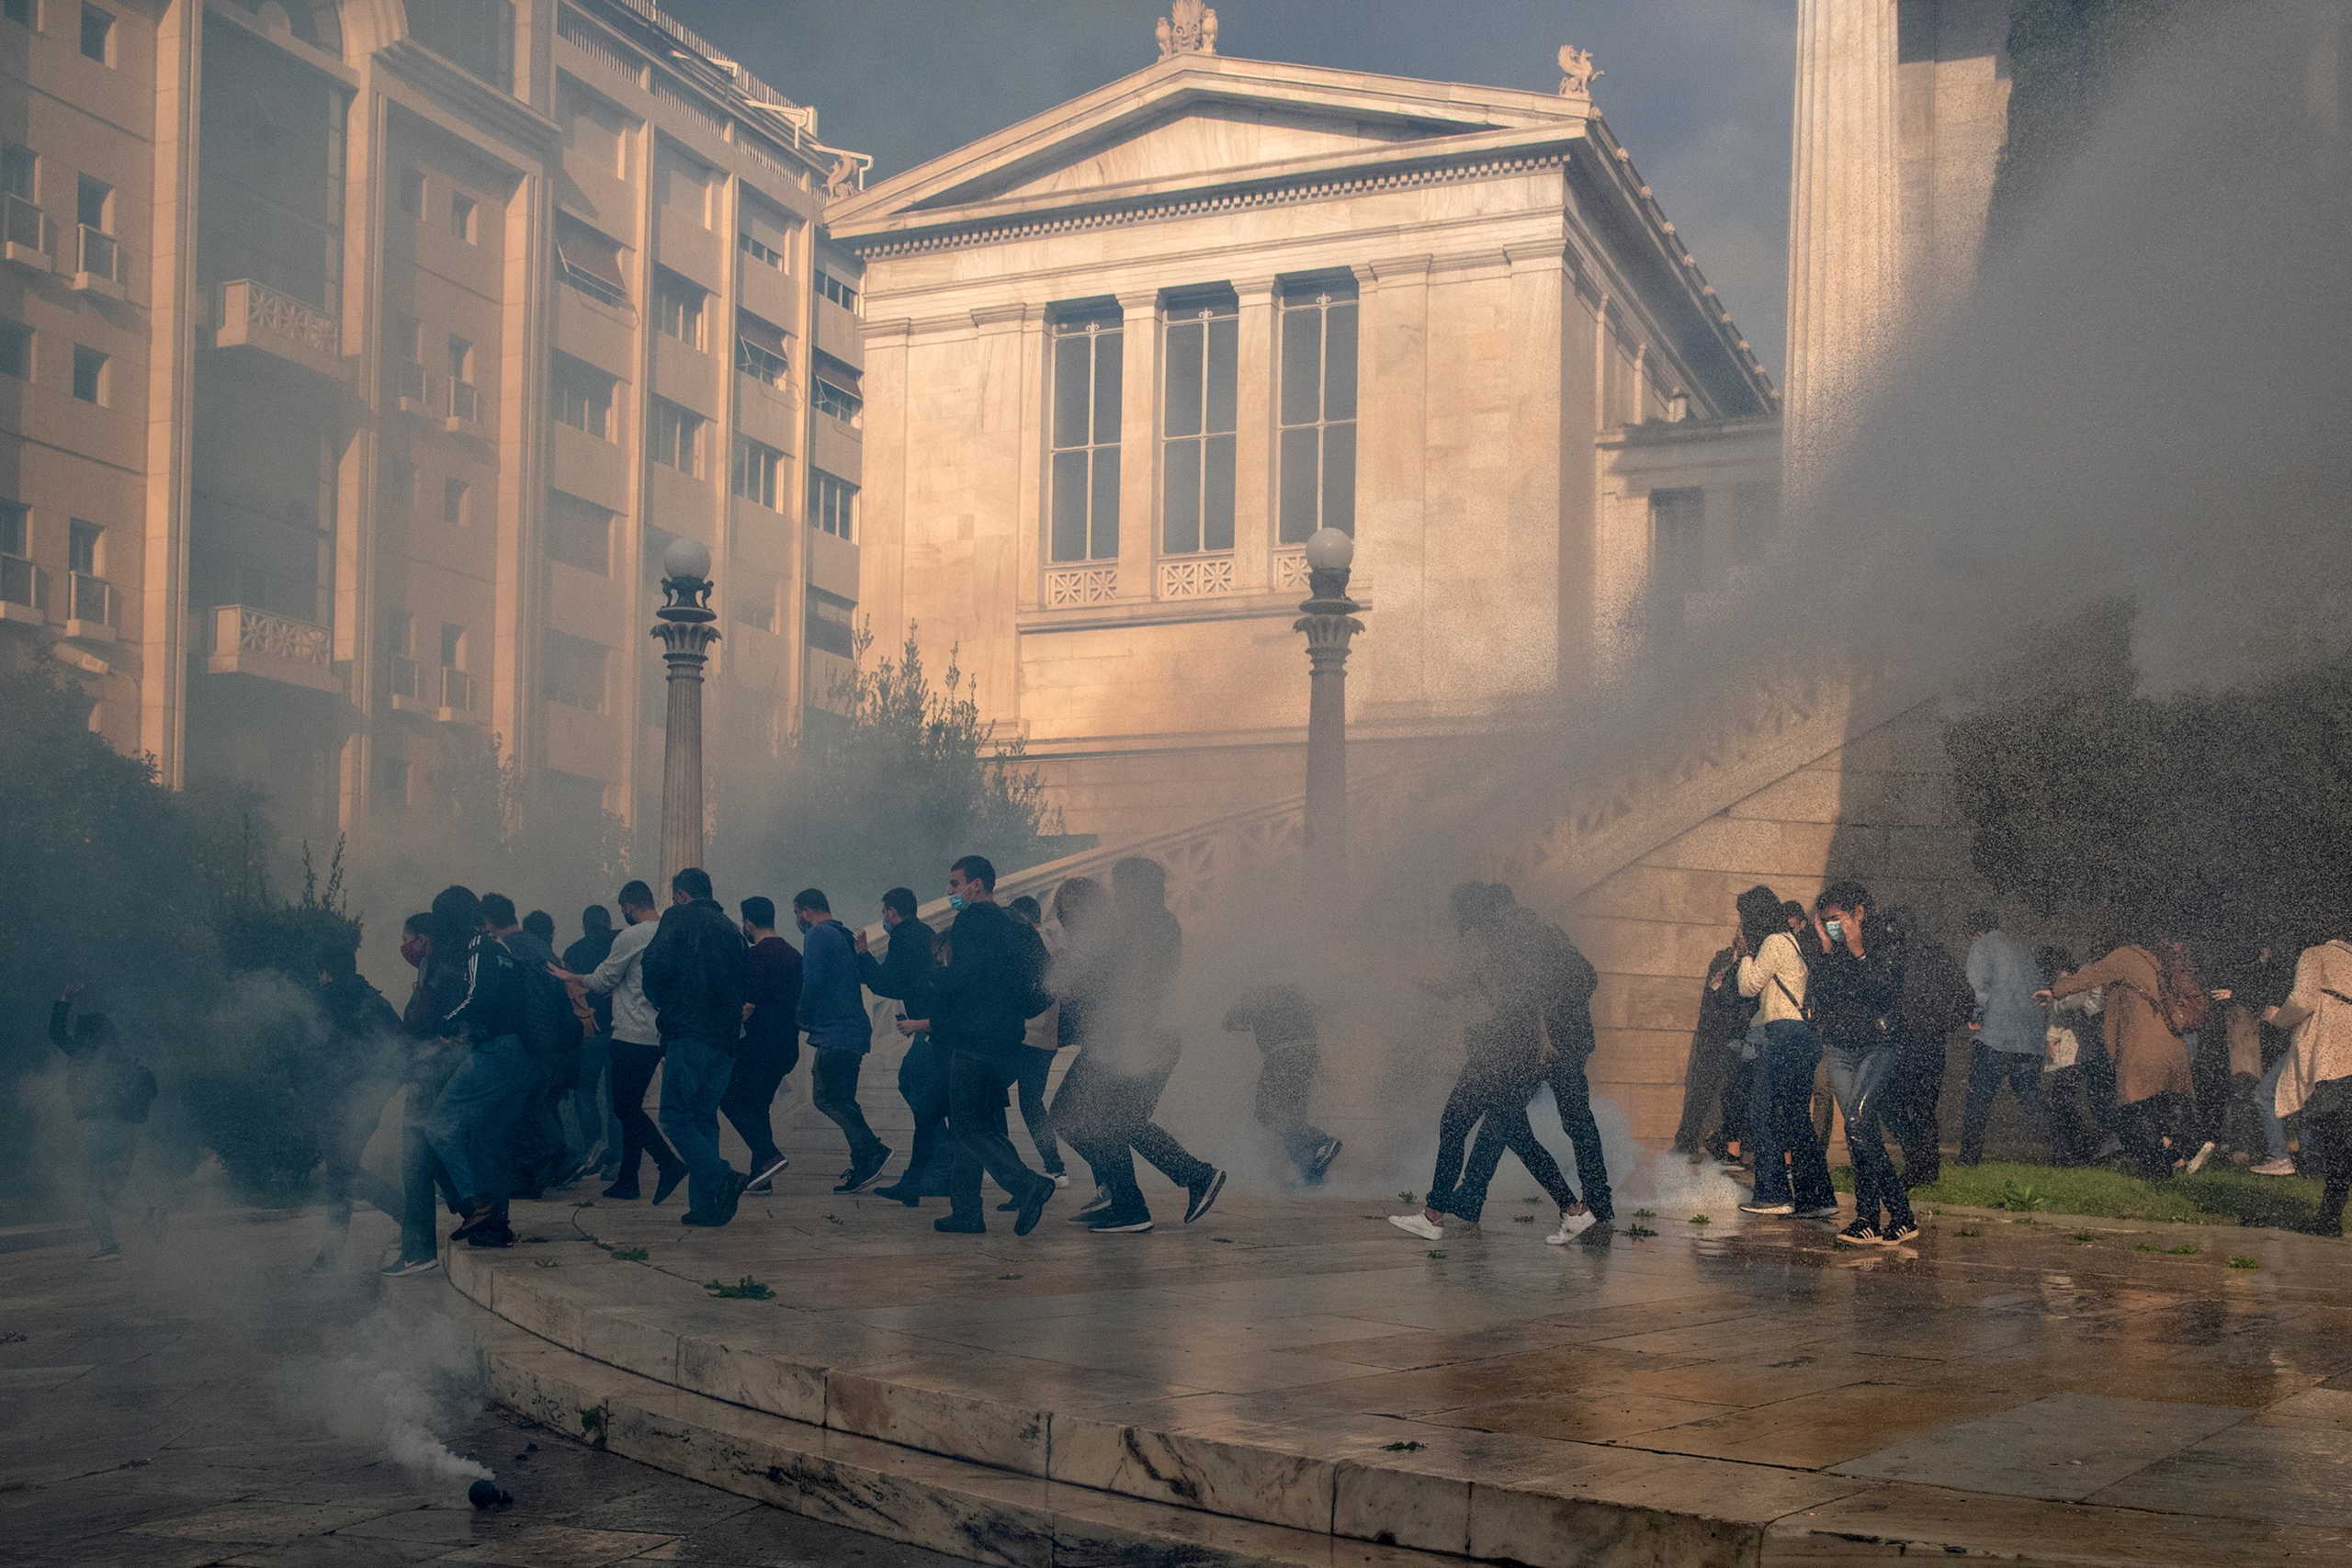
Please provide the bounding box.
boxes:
[1671,1036,1743,1156]
[2302,1086,2352,1235]
[1431,1034,1575,1224]
[1254,1043,1333,1181]
[720,1031,798,1171]
[1960,1044,2053,1165]
[811,1047,886,1167]
[1544,1050,1613,1222]
[608,1041,679,1182]
[1883,1046,1946,1180]
[1059,1051,1213,1215]
[2115,1091,2183,1183]
[946,1051,1049,1222]
[1012,1045,1065,1176]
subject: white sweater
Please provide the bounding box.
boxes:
[1736,931,1811,1024]
[582,919,660,1047]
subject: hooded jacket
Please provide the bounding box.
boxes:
[797,918,873,1052]
[640,897,749,1048]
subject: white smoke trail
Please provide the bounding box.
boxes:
[278,1304,492,1486]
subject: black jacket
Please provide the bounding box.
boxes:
[641,897,749,1048]
[1811,940,1906,1053]
[499,929,581,1058]
[445,934,530,1046]
[857,917,937,1005]
[930,902,1049,1060]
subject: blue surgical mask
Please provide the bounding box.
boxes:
[947,893,967,912]
[1824,919,1845,942]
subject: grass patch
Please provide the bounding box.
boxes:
[705,1276,775,1300]
[1955,1227,1982,1237]
[1836,1159,2322,1228]
[2166,1243,2200,1256]
[1688,1214,1712,1226]
[1632,1208,1657,1219]
[2070,1232,2098,1244]
[1623,1222,1659,1239]
[2227,1256,2261,1269]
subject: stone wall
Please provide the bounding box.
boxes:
[1564,701,1986,1143]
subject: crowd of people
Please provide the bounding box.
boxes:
[41,852,2352,1264]
[1668,883,2352,1241]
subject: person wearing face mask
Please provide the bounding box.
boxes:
[793,888,892,1194]
[1960,909,2055,1166]
[1809,883,1917,1245]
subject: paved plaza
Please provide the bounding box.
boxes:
[449,1125,2352,1568]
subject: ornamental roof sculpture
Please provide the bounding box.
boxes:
[1157,0,1218,59]
[1558,45,1602,99]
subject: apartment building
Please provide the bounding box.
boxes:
[0,0,867,850]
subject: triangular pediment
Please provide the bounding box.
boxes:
[828,54,1591,238]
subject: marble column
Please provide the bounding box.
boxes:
[1782,0,1902,497]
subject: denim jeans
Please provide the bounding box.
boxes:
[946,1050,1049,1223]
[1059,1053,1212,1217]
[1012,1046,1065,1176]
[812,1047,886,1168]
[1434,1028,1575,1224]
[897,1033,953,1191]
[567,1032,621,1167]
[2256,1051,2291,1161]
[1544,1049,1614,1223]
[656,1036,739,1217]
[1748,1021,1834,1209]
[1960,1043,2052,1164]
[424,1033,537,1204]
[1826,1043,1910,1228]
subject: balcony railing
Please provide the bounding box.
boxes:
[215,278,344,379]
[0,552,40,612]
[206,604,338,693]
[559,256,630,313]
[1,194,46,254]
[441,666,473,713]
[734,337,791,390]
[68,571,117,628]
[77,225,119,283]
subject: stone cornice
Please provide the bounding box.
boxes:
[840,150,1574,261]
[376,40,560,159]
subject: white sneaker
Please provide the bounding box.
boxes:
[2184,1141,2216,1175]
[1387,1213,1443,1241]
[1546,1210,1598,1246]
[1051,1172,1070,1189]
[2250,1157,2298,1177]
[1794,1203,1843,1221]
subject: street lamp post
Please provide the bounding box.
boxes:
[651,535,718,879]
[1295,526,1364,900]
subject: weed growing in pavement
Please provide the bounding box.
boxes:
[2227,1256,2260,1269]
[1623,1223,1659,1239]
[2165,1244,2200,1256]
[1382,1441,1426,1452]
[1955,1228,1982,1237]
[1426,1250,1447,1260]
[706,1277,775,1300]
[1633,1208,1657,1219]
[1689,1214,1712,1226]
[2071,1233,2098,1243]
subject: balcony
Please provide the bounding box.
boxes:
[73,225,123,299]
[394,360,441,419]
[214,279,347,383]
[204,604,339,694]
[0,553,43,627]
[63,572,117,641]
[389,659,476,721]
[1,195,47,270]
[446,378,485,435]
[442,666,474,714]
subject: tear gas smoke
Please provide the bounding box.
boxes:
[277,1305,492,1487]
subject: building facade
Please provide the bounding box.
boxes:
[0,0,868,850]
[829,31,1781,845]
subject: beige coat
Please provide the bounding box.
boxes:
[2274,940,2352,1120]
[2047,945,2193,1106]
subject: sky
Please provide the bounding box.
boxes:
[663,0,1801,377]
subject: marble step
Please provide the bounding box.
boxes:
[463,1294,1464,1568]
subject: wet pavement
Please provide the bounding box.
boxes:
[0,1210,967,1567]
[447,1122,2352,1565]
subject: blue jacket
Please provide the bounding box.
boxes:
[1967,929,2045,1055]
[796,918,872,1053]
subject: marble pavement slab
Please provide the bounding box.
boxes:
[1829,1392,2251,1500]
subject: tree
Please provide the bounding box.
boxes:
[720,626,1082,907]
[1947,599,2352,948]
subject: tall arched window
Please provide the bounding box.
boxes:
[1276,278,1357,542]
[1047,310,1123,564]
[1160,292,1236,557]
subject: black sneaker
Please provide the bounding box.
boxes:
[1182,1168,1227,1225]
[466,1223,515,1248]
[1304,1138,1343,1185]
[379,1256,440,1278]
[746,1154,789,1194]
[652,1162,687,1206]
[835,1148,895,1194]
[872,1182,925,1208]
[717,1170,751,1224]
[1070,1190,1114,1221]
[1012,1179,1055,1237]
[1833,1220,1882,1247]
[1881,1219,1921,1246]
[601,1181,642,1201]
[933,1214,985,1235]
[1086,1209,1154,1234]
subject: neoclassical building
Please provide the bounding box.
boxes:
[830,24,1781,845]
